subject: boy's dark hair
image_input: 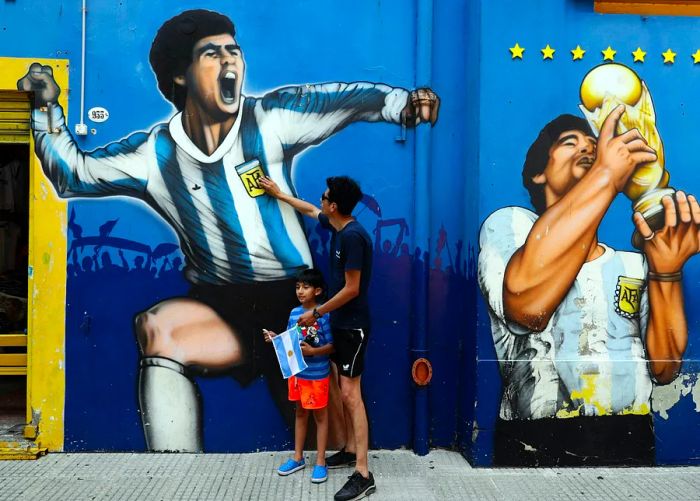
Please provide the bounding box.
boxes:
[297,268,325,292]
[326,176,363,216]
[150,10,236,111]
[522,114,594,214]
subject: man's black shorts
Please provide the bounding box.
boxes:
[187,279,297,386]
[331,327,369,378]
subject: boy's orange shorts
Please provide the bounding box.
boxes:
[288,376,330,410]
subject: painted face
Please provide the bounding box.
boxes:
[537,129,597,203]
[181,33,245,120]
[296,282,321,304]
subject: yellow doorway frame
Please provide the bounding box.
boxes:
[0,57,68,457]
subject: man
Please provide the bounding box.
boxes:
[17,9,440,452]
[260,175,375,501]
[478,107,698,466]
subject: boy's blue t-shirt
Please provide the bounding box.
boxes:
[287,306,333,380]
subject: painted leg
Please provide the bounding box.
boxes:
[138,356,202,452]
[134,298,243,452]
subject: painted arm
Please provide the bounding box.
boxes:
[635,191,700,383]
[258,176,320,218]
[18,63,150,198]
[504,106,657,331]
[262,82,438,153]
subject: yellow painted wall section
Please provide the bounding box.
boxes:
[0,57,68,451]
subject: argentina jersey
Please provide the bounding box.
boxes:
[32,83,409,285]
[478,206,652,421]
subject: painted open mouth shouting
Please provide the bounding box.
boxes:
[220,70,237,104]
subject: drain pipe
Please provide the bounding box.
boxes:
[411,0,433,457]
[74,0,88,136]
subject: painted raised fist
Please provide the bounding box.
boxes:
[402,87,440,127]
[17,63,61,108]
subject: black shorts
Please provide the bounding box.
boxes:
[188,279,298,386]
[493,414,655,467]
[331,327,369,378]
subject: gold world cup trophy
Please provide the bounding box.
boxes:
[579,63,674,249]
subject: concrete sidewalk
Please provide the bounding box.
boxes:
[0,449,698,500]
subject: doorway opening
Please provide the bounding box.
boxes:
[0,92,30,442]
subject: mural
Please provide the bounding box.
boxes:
[17,9,439,452]
[477,63,698,466]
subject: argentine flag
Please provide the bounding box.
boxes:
[272,327,308,379]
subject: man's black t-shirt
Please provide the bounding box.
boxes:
[318,213,372,329]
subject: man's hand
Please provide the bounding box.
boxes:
[297,310,315,327]
[402,88,440,127]
[17,63,61,108]
[593,105,657,192]
[634,191,700,273]
[258,176,282,199]
[300,341,315,356]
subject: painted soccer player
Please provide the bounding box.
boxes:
[478,108,698,466]
[18,9,440,451]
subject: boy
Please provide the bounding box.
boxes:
[264,269,333,483]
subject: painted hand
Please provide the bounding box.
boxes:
[297,310,315,327]
[634,191,700,273]
[17,62,61,108]
[258,176,282,198]
[402,88,440,127]
[593,105,657,192]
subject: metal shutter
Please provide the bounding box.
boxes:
[0,92,31,144]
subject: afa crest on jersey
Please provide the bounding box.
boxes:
[614,276,645,319]
[235,158,266,198]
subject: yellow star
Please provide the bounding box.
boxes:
[662,48,677,64]
[509,43,525,59]
[571,45,586,60]
[632,47,646,63]
[693,49,700,64]
[602,46,616,61]
[541,44,555,60]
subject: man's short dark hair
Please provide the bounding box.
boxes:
[150,10,236,111]
[522,114,594,214]
[297,268,325,292]
[326,176,363,216]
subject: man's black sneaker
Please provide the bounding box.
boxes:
[334,471,376,501]
[326,448,357,469]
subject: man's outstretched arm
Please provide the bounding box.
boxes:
[504,106,657,331]
[635,191,699,383]
[258,176,320,219]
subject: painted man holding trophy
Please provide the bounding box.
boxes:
[478,63,698,466]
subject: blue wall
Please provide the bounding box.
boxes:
[0,0,471,452]
[471,0,700,466]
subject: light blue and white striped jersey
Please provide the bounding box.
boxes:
[478,206,652,420]
[287,306,332,380]
[32,83,409,285]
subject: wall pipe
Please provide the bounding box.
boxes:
[77,0,87,133]
[411,0,433,457]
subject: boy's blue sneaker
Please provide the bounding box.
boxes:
[311,465,328,484]
[278,458,305,476]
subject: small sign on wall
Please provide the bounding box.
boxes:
[88,107,109,123]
